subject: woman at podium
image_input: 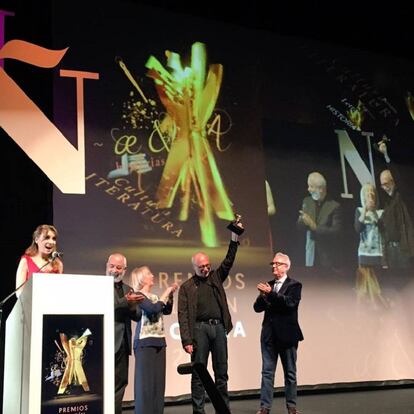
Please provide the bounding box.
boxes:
[15,224,63,297]
[130,266,178,414]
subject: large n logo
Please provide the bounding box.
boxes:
[335,129,376,199]
[0,10,98,194]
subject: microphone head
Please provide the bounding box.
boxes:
[51,251,63,259]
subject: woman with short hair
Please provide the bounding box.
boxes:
[130,266,178,414]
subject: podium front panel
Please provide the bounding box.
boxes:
[3,273,115,414]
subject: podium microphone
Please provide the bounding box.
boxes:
[51,251,64,260]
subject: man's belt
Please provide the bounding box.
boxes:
[197,318,222,325]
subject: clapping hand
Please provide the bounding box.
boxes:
[299,210,317,231]
[184,344,194,355]
[126,290,145,303]
[257,282,271,295]
[168,282,179,296]
[161,283,179,303]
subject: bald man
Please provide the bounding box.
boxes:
[106,253,144,414]
[178,224,243,414]
[298,171,342,267]
[379,167,414,269]
[376,141,414,269]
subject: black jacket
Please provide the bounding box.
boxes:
[114,282,142,354]
[178,240,238,347]
[254,277,304,349]
[298,195,342,267]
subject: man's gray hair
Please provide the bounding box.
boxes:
[274,252,291,270]
[308,171,326,188]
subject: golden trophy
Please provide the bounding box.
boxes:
[227,213,244,235]
[57,329,91,394]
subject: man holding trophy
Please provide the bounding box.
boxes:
[178,214,244,414]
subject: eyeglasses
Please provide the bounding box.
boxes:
[198,264,211,269]
[269,262,288,267]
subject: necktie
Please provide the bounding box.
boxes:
[274,281,282,293]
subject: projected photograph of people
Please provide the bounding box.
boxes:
[264,122,414,288]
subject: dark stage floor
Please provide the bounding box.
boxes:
[123,387,414,413]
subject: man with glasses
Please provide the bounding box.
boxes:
[178,222,243,414]
[106,253,144,414]
[254,252,303,414]
[378,141,414,269]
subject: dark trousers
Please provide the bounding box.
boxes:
[259,336,298,410]
[191,322,229,414]
[386,242,411,269]
[134,345,166,414]
[115,341,129,414]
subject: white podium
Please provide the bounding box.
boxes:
[3,273,115,414]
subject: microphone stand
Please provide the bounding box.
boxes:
[0,257,54,333]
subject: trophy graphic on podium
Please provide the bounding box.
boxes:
[227,213,244,235]
[57,329,91,394]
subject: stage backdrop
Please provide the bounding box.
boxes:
[47,1,414,399]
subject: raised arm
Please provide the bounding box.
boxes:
[216,240,239,282]
[159,283,178,315]
[140,296,165,314]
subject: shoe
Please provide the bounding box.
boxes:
[255,408,270,414]
[287,407,300,414]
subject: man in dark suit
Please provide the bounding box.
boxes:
[254,252,304,414]
[106,253,144,414]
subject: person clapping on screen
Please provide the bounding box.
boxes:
[298,172,342,268]
[354,183,388,308]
